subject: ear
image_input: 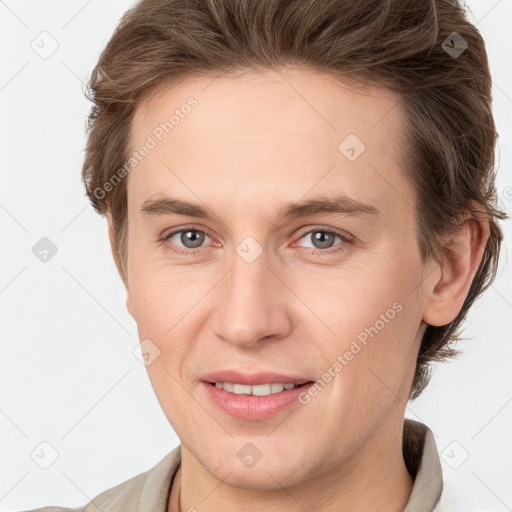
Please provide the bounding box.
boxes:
[422,204,490,327]
[106,212,135,320]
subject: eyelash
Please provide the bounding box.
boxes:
[161,226,351,257]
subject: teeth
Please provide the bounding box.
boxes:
[233,383,252,395]
[214,382,298,396]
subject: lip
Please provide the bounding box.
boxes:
[200,370,313,386]
[200,370,315,420]
[201,381,315,420]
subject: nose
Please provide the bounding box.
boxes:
[212,245,293,349]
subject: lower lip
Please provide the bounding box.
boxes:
[201,381,314,420]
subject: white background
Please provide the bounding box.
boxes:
[0,1,511,510]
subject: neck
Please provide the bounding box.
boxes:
[168,416,414,512]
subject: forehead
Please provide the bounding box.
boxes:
[132,67,403,147]
[127,67,411,217]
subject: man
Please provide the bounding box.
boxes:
[24,0,507,510]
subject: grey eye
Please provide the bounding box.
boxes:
[168,229,211,249]
[181,230,205,248]
[300,230,341,250]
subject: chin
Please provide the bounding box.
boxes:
[198,442,319,491]
[212,464,309,491]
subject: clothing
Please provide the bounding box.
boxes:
[22,419,447,512]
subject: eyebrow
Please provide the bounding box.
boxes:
[140,195,380,220]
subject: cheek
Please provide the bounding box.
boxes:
[294,256,414,344]
[128,255,213,333]
[128,266,202,423]
[295,255,422,397]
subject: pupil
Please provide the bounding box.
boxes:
[313,231,334,249]
[181,230,204,248]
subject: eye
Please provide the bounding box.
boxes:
[295,228,349,254]
[161,226,351,257]
[164,228,213,254]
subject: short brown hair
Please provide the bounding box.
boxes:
[82,0,507,399]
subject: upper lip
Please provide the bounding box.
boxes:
[201,370,314,386]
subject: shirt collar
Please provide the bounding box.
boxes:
[403,419,443,511]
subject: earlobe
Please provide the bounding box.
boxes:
[422,208,490,327]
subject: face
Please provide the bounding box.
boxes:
[122,68,432,489]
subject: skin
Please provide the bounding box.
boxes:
[106,67,489,511]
